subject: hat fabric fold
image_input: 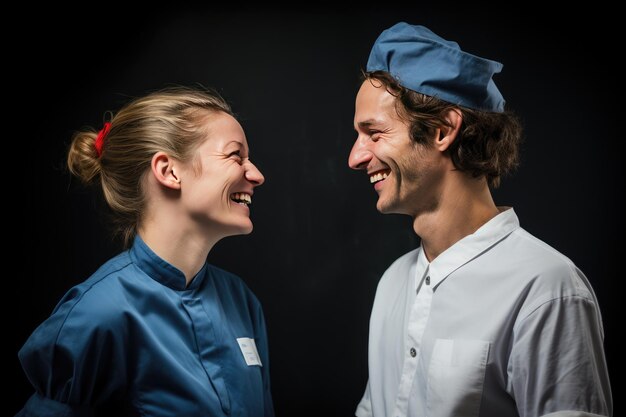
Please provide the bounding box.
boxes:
[366,22,505,112]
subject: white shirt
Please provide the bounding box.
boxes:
[356,208,612,417]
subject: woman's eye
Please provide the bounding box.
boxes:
[229,152,244,163]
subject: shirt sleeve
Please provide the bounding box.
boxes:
[355,379,373,417]
[17,288,129,416]
[507,294,613,417]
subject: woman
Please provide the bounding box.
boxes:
[16,86,274,416]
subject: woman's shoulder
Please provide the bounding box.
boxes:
[204,264,260,302]
[42,251,136,336]
[17,252,137,404]
[205,263,245,284]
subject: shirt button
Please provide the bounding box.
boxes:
[410,347,416,357]
[425,276,430,285]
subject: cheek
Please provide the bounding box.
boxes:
[389,149,415,176]
[185,178,221,204]
[398,155,422,183]
[186,165,241,202]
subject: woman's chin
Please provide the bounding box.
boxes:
[224,221,254,237]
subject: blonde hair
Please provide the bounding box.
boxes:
[67,85,233,247]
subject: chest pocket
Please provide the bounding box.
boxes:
[426,338,490,417]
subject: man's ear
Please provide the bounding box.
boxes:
[435,109,463,152]
[151,151,181,190]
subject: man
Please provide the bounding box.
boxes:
[349,22,612,417]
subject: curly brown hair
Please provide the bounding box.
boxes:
[363,71,523,188]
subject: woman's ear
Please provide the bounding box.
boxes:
[151,152,181,190]
[435,109,463,152]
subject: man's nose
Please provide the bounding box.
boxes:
[348,137,373,170]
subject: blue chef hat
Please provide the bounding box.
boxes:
[366,22,505,112]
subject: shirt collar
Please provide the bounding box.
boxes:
[427,207,520,289]
[129,235,207,291]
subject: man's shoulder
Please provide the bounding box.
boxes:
[506,227,578,273]
[376,247,421,288]
[501,228,596,302]
[385,247,421,273]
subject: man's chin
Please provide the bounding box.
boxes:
[376,200,393,214]
[376,200,407,216]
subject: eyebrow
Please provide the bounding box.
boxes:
[357,119,386,129]
[224,140,246,149]
[224,140,249,154]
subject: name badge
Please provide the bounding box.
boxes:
[236,337,263,366]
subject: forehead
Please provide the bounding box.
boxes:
[354,80,399,127]
[198,111,248,149]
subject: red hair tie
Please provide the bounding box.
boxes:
[95,122,112,157]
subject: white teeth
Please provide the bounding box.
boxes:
[369,172,389,184]
[231,192,252,205]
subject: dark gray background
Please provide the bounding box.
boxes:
[13,7,619,416]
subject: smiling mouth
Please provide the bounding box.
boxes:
[230,192,252,206]
[369,170,390,184]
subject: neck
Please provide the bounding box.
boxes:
[414,174,499,262]
[139,214,219,286]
